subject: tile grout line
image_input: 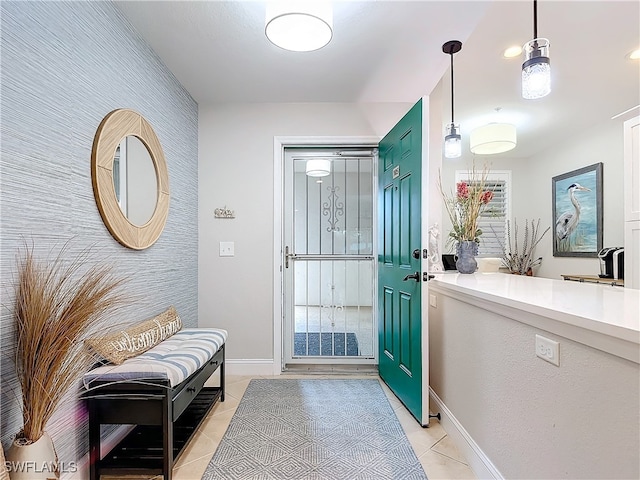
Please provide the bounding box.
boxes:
[426,438,471,467]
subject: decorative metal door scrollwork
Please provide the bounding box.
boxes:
[322,186,344,232]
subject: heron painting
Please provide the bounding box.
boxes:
[552,163,603,257]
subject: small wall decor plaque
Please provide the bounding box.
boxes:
[214,207,235,219]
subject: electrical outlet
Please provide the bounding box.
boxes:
[219,241,234,257]
[429,294,437,308]
[535,334,559,366]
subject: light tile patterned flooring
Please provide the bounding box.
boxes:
[163,374,477,480]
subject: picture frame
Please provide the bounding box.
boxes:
[552,163,603,257]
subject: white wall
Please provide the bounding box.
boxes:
[198,102,412,361]
[426,81,445,260]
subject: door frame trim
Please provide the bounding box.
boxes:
[272,135,381,374]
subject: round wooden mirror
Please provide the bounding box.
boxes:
[91,109,170,250]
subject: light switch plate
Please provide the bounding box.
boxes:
[219,241,234,257]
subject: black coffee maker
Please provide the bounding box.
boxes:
[598,247,624,279]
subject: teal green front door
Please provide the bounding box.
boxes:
[378,99,426,424]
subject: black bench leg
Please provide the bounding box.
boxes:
[221,344,225,402]
[88,399,100,480]
[163,394,173,480]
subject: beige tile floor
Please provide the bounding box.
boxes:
[165,374,477,480]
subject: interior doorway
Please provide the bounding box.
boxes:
[282,146,378,370]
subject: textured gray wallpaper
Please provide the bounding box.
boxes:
[0,0,198,471]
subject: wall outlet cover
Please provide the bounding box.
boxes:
[535,334,560,366]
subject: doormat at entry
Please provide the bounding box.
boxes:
[294,332,358,356]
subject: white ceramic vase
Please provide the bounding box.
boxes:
[6,432,59,480]
[1,444,10,480]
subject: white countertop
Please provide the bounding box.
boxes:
[429,273,640,356]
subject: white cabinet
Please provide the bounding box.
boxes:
[624,116,640,289]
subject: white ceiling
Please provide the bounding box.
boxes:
[116,0,640,159]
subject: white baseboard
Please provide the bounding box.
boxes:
[225,359,277,376]
[429,387,503,480]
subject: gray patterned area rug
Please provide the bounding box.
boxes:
[201,379,427,480]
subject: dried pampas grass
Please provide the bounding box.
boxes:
[13,243,128,443]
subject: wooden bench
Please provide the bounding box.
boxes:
[82,328,226,480]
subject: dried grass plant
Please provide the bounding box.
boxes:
[498,218,550,275]
[13,243,128,444]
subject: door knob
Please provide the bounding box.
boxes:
[412,249,420,259]
[403,272,420,282]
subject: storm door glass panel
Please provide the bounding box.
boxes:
[289,154,375,362]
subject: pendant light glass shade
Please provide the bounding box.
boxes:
[265,2,333,52]
[442,40,462,159]
[522,0,550,99]
[470,123,517,155]
[305,159,331,177]
[522,38,551,99]
[444,123,461,158]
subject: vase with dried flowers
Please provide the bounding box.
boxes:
[498,218,550,275]
[438,165,495,273]
[6,243,127,480]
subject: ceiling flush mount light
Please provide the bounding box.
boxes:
[470,122,517,155]
[265,1,333,52]
[522,0,551,99]
[442,40,463,159]
[306,159,331,177]
[503,45,523,58]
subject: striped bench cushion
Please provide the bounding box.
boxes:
[83,328,227,389]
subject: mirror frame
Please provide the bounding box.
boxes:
[91,109,170,250]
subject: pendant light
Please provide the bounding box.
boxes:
[522,0,551,99]
[470,124,517,155]
[470,108,517,155]
[265,1,333,52]
[442,40,463,158]
[305,159,331,177]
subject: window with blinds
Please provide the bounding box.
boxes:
[455,171,511,257]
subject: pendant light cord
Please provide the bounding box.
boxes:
[441,40,462,132]
[533,0,538,39]
[450,52,455,124]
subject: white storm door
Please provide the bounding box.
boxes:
[283,148,377,366]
